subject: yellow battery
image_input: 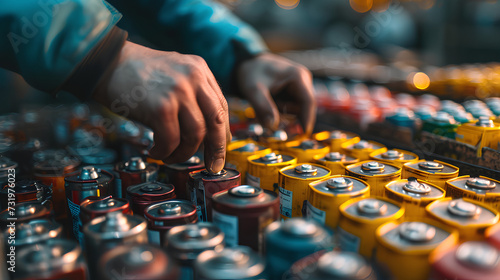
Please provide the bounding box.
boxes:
[426,197,499,242]
[385,178,445,219]
[369,149,419,168]
[345,161,401,197]
[225,139,272,183]
[312,130,360,152]
[455,117,500,157]
[375,219,459,280]
[257,130,304,151]
[313,152,359,175]
[445,176,500,212]
[284,139,330,163]
[246,152,297,192]
[341,140,387,161]
[338,197,405,258]
[278,163,331,219]
[402,160,459,190]
[306,175,369,230]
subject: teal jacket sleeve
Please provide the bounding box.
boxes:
[0,0,124,96]
[107,0,268,91]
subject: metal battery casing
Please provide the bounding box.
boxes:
[166,222,225,280]
[0,201,51,230]
[313,152,359,175]
[15,239,88,280]
[278,164,331,219]
[145,199,198,245]
[385,178,445,219]
[445,176,500,211]
[338,197,405,258]
[430,241,500,280]
[165,156,205,200]
[99,244,180,280]
[345,161,401,197]
[0,180,52,211]
[287,250,377,280]
[64,166,114,241]
[257,129,293,151]
[284,139,330,163]
[194,246,267,280]
[4,219,62,250]
[83,212,148,279]
[341,140,387,161]
[369,149,419,168]
[212,185,279,252]
[313,130,361,152]
[115,157,159,198]
[456,117,500,157]
[422,112,459,138]
[402,160,459,189]
[426,198,499,242]
[187,168,241,222]
[486,223,500,250]
[80,196,130,226]
[225,140,271,183]
[127,181,176,216]
[307,175,370,230]
[246,153,297,192]
[375,220,459,280]
[265,218,333,280]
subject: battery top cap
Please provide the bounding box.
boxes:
[318,251,372,278]
[456,241,500,270]
[80,166,98,180]
[126,157,146,171]
[399,222,436,242]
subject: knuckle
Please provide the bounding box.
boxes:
[208,106,226,126]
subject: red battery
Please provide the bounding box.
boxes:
[127,181,176,215]
[0,180,52,211]
[187,168,241,222]
[80,196,130,226]
[430,241,500,280]
[212,185,279,253]
[0,201,51,230]
[144,199,198,245]
[165,155,204,200]
[486,223,500,250]
[115,157,159,198]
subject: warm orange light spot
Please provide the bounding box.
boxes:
[245,107,256,119]
[349,0,373,13]
[413,72,431,90]
[275,0,300,10]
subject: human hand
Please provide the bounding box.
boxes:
[94,41,230,173]
[236,53,316,135]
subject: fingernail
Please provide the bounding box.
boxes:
[210,158,225,174]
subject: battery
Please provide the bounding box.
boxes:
[246,152,297,192]
[369,149,419,168]
[278,163,331,219]
[127,181,176,216]
[194,246,266,280]
[144,199,198,245]
[385,107,417,129]
[64,166,114,241]
[83,212,148,279]
[313,130,361,153]
[187,168,241,222]
[430,241,500,280]
[313,152,359,175]
[80,196,130,226]
[486,223,500,250]
[375,220,459,280]
[287,250,376,280]
[385,178,445,219]
[166,222,225,280]
[338,197,405,258]
[70,146,117,174]
[306,175,369,230]
[212,185,279,252]
[341,140,387,161]
[345,161,401,197]
[225,140,271,183]
[456,117,500,155]
[0,201,52,230]
[445,176,500,211]
[115,157,159,198]
[0,180,52,211]
[426,198,499,242]
[15,239,88,280]
[5,219,62,250]
[402,160,459,190]
[98,244,180,280]
[165,155,205,200]
[284,139,330,163]
[257,129,291,151]
[265,218,333,279]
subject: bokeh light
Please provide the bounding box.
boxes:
[412,72,431,90]
[349,0,373,13]
[275,0,300,10]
